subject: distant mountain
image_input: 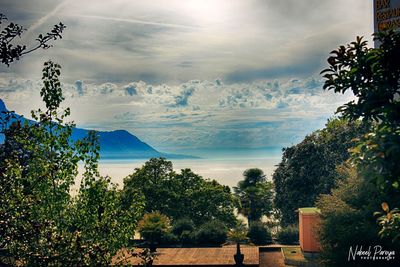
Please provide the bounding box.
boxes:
[0,99,6,112]
[0,99,10,144]
[0,99,194,159]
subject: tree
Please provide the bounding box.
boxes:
[0,61,144,265]
[123,158,237,227]
[321,30,400,242]
[0,13,65,66]
[0,61,84,264]
[273,118,368,226]
[188,177,236,227]
[234,168,274,226]
[0,14,145,265]
[123,158,174,214]
[69,174,144,265]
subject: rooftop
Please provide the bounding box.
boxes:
[298,207,321,214]
[115,246,259,266]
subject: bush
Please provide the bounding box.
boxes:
[247,222,273,245]
[195,220,228,246]
[159,232,179,245]
[227,222,249,244]
[180,230,196,245]
[137,212,171,243]
[277,225,299,244]
[170,218,196,245]
[315,164,400,266]
[172,218,195,236]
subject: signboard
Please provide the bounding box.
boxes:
[374,0,400,32]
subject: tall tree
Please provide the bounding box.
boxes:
[123,158,174,214]
[123,158,237,227]
[0,14,145,265]
[234,168,274,226]
[321,30,400,242]
[273,118,368,226]
[0,62,144,265]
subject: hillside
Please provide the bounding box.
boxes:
[0,99,192,159]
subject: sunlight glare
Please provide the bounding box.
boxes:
[180,0,228,25]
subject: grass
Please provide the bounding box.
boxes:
[281,246,321,267]
[282,247,307,263]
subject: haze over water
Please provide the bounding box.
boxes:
[92,148,282,189]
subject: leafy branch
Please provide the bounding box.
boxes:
[0,13,65,66]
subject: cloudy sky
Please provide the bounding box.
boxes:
[0,0,374,153]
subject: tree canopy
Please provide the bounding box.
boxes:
[234,168,273,226]
[321,30,400,243]
[123,158,237,228]
[0,61,144,266]
[273,118,368,226]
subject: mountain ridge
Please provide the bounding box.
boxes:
[0,99,195,159]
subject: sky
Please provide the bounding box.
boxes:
[0,0,374,154]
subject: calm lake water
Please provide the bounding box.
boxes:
[76,148,283,190]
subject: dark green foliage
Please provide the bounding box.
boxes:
[376,202,400,243]
[171,218,196,245]
[124,158,174,214]
[0,14,65,66]
[316,164,399,266]
[234,168,274,225]
[321,32,400,124]
[273,118,368,226]
[276,225,299,245]
[160,232,180,246]
[247,222,272,245]
[227,222,249,244]
[172,218,195,236]
[195,220,228,246]
[179,230,196,245]
[137,212,171,244]
[123,160,237,227]
[321,30,400,243]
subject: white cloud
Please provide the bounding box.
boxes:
[0,0,369,152]
[0,76,354,151]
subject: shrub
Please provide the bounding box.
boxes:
[137,212,171,243]
[180,230,196,245]
[172,218,195,236]
[277,225,299,244]
[159,232,179,245]
[227,222,249,244]
[247,222,273,245]
[315,164,399,266]
[195,220,228,246]
[170,218,196,245]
